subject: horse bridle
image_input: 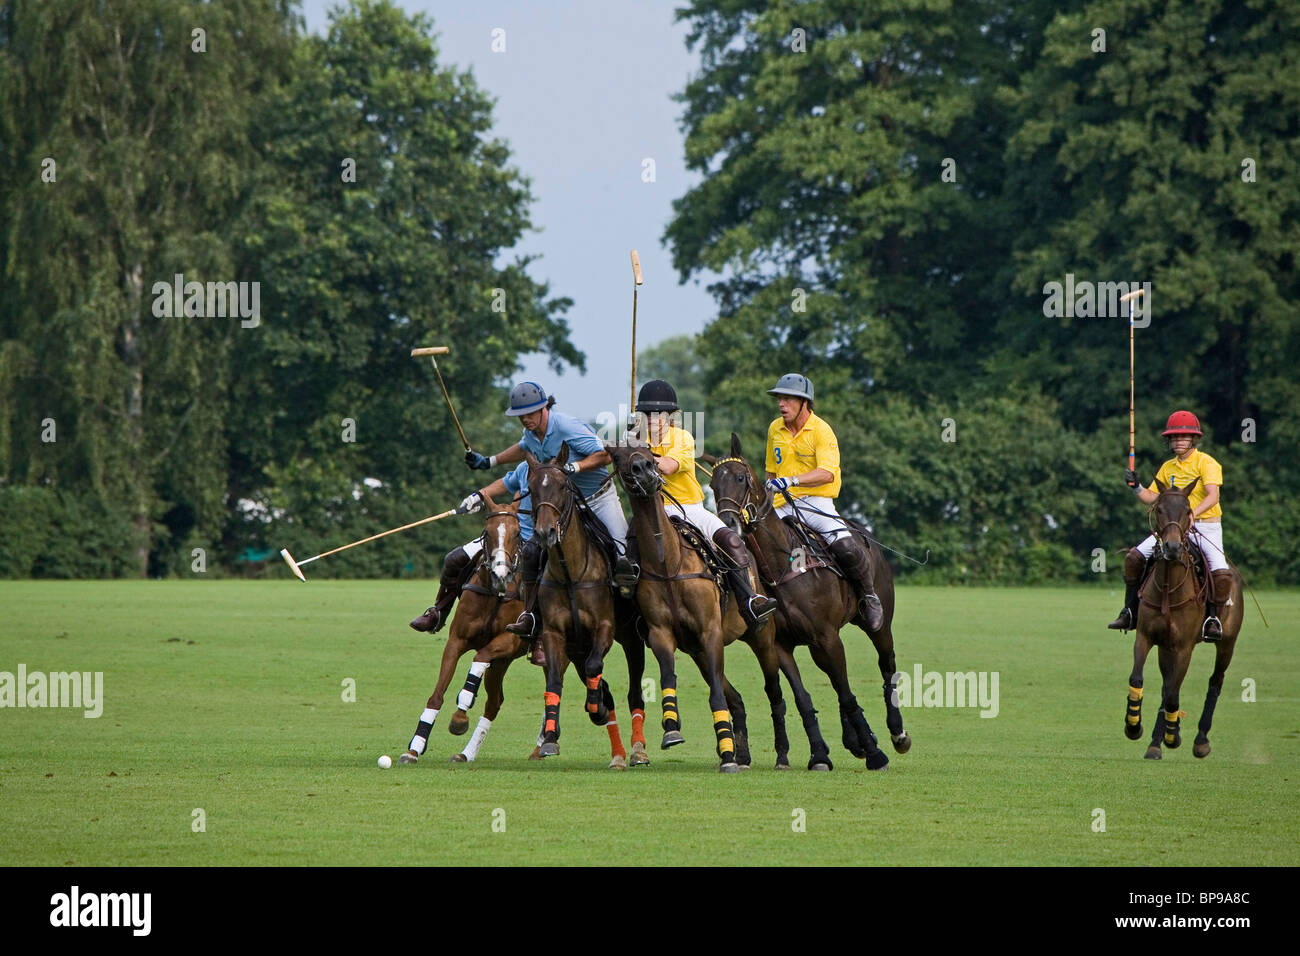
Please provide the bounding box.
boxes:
[711,456,769,529]
[530,465,578,544]
[1143,495,1199,611]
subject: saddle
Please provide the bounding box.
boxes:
[1139,540,1209,610]
[779,515,842,580]
[666,514,731,599]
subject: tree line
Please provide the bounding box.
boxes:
[2,0,1297,584]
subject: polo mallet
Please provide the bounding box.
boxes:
[280,508,459,581]
[629,249,643,432]
[1119,288,1145,473]
[412,346,470,451]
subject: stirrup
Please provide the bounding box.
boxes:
[613,560,639,598]
[1107,607,1134,631]
[745,594,777,625]
[1201,615,1222,642]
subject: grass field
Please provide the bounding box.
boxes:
[1,581,1296,866]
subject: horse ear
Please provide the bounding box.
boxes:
[523,449,540,470]
[1181,476,1199,497]
[1153,477,1166,493]
[731,432,742,457]
[556,444,570,466]
[699,452,719,466]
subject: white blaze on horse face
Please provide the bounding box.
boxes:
[491,522,509,582]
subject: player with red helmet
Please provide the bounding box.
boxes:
[1108,410,1232,640]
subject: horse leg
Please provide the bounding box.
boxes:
[452,661,507,764]
[872,624,910,753]
[584,621,626,769]
[538,626,570,758]
[1145,644,1183,759]
[1160,645,1193,752]
[400,633,466,764]
[690,634,739,773]
[745,634,791,769]
[808,636,888,771]
[648,626,683,748]
[1126,630,1154,741]
[776,642,830,770]
[722,677,751,769]
[1194,635,1237,758]
[620,619,650,766]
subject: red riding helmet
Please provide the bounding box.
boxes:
[1161,410,1203,436]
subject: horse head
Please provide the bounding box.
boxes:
[1150,476,1199,562]
[604,437,662,500]
[483,501,521,593]
[524,445,573,550]
[708,432,766,535]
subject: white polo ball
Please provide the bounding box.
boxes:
[377,754,392,769]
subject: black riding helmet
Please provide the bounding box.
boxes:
[635,379,679,413]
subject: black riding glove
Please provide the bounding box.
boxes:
[465,449,491,470]
[1124,469,1140,490]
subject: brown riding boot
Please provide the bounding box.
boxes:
[1202,569,1233,642]
[828,536,884,631]
[410,546,473,633]
[711,528,778,626]
[1108,548,1147,631]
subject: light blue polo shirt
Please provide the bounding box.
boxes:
[501,462,534,541]
[518,411,608,499]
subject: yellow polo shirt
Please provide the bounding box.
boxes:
[1148,449,1223,520]
[765,412,842,499]
[650,425,704,506]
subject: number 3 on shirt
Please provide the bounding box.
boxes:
[773,447,783,464]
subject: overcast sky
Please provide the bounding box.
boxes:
[297,0,718,421]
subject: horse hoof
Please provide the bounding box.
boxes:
[538,742,559,758]
[449,753,468,764]
[528,747,544,761]
[448,710,469,736]
[661,731,685,749]
[891,732,911,754]
[775,761,792,771]
[629,741,650,766]
[719,761,741,774]
[398,750,419,765]
[1194,741,1211,759]
[1144,747,1162,760]
[609,754,627,770]
[737,764,751,771]
[866,749,890,771]
[809,762,832,772]
[1124,722,1144,741]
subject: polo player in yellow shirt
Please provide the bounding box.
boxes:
[630,380,777,627]
[1108,410,1232,640]
[763,373,884,631]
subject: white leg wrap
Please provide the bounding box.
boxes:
[462,717,492,761]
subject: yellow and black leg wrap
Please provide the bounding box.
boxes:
[713,709,736,759]
[661,687,679,732]
[1126,685,1143,727]
[1164,709,1184,747]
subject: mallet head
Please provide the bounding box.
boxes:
[280,548,307,582]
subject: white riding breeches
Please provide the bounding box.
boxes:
[664,500,727,541]
[774,495,853,544]
[1135,521,1228,572]
[585,479,629,549]
[461,538,483,560]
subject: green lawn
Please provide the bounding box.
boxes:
[1,581,1296,866]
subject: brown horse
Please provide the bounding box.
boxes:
[1125,479,1243,760]
[399,502,529,764]
[707,435,902,771]
[526,446,649,770]
[607,438,799,771]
